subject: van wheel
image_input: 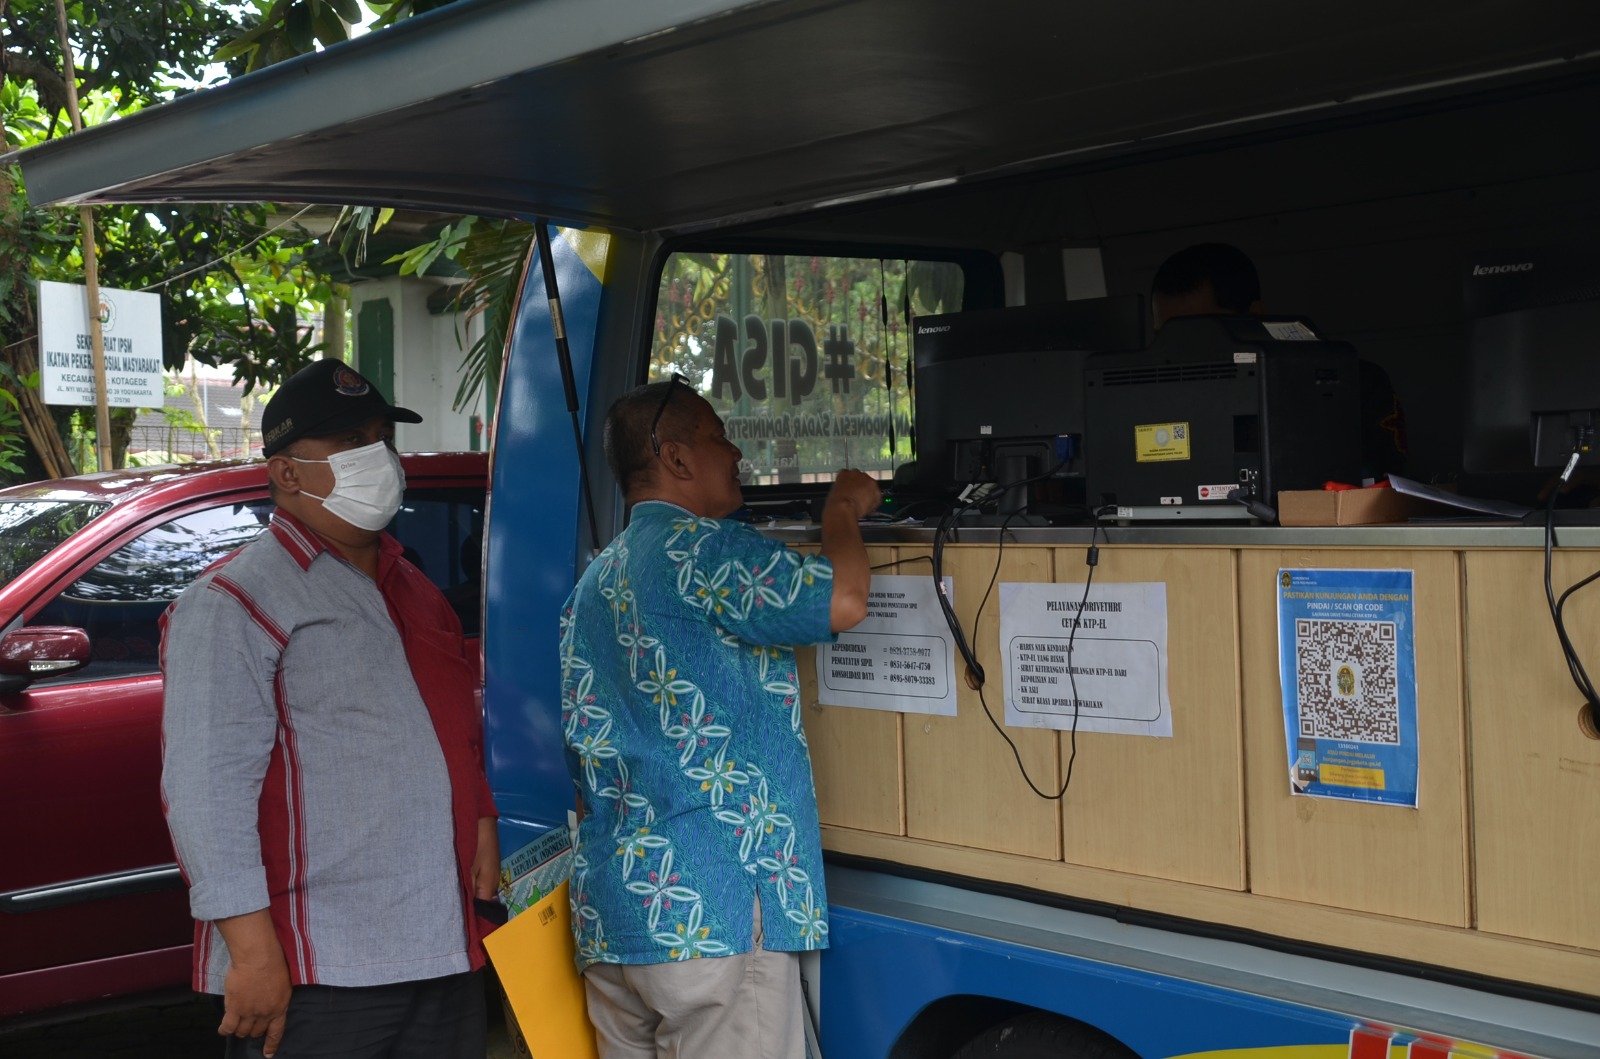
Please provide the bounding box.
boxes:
[949,1012,1136,1059]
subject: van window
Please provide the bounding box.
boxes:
[387,488,485,637]
[650,252,963,486]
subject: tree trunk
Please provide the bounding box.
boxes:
[109,406,134,469]
[324,292,346,361]
[0,175,75,478]
[5,337,77,479]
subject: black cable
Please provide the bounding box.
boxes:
[1555,575,1600,705]
[965,512,1103,800]
[922,454,1109,800]
[534,219,602,555]
[932,501,984,685]
[871,555,934,571]
[1542,453,1600,711]
[929,453,1075,689]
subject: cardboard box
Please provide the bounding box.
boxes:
[1277,487,1431,526]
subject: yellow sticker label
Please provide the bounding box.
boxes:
[1319,764,1386,789]
[1134,422,1191,463]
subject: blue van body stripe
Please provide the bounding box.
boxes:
[820,902,1349,1056]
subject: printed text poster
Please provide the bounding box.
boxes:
[1277,568,1418,806]
[37,281,164,407]
[999,582,1171,737]
[814,575,958,715]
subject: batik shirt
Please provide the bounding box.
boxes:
[560,501,836,968]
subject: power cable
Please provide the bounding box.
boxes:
[1,204,323,354]
[871,555,933,572]
[1543,448,1600,711]
[924,458,1103,800]
[967,510,1104,801]
[137,204,319,291]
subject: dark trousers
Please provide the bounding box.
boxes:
[214,970,486,1059]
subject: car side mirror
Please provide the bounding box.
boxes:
[0,626,92,687]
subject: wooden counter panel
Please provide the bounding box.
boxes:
[798,546,907,836]
[1465,551,1600,951]
[1239,550,1469,926]
[823,827,1600,999]
[904,546,1062,859]
[1051,546,1245,890]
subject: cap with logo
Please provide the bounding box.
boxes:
[261,359,422,457]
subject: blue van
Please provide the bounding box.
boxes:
[12,2,1600,1055]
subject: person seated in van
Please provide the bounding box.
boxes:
[1151,242,1408,479]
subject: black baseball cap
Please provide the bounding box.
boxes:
[261,359,422,457]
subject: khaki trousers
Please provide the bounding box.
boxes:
[582,898,806,1059]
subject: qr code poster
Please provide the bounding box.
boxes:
[1277,568,1418,807]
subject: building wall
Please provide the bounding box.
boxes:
[350,275,485,452]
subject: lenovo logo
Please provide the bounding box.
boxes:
[1472,262,1534,276]
[916,324,951,335]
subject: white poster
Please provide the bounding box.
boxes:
[38,281,165,407]
[814,574,958,715]
[999,581,1171,737]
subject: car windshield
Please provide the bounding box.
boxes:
[0,499,111,590]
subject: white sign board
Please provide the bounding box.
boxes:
[38,281,164,407]
[814,574,958,715]
[999,581,1172,737]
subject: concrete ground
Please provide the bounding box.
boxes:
[0,984,524,1059]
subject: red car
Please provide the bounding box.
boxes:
[0,452,488,1019]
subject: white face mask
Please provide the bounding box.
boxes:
[293,440,406,531]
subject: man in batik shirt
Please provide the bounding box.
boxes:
[559,375,878,1059]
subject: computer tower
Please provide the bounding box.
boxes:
[1083,316,1361,520]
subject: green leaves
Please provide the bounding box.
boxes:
[385,216,473,277]
[0,369,26,477]
[366,0,460,31]
[1,0,484,477]
[4,1,239,105]
[213,0,465,72]
[216,0,374,73]
[325,0,365,23]
[375,213,535,413]
[443,218,533,414]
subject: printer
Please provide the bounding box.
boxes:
[1083,315,1361,520]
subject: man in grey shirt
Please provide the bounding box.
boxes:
[161,359,499,1058]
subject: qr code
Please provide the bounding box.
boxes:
[1294,619,1399,744]
[1172,423,1188,440]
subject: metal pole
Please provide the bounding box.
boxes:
[534,221,602,555]
[54,0,112,472]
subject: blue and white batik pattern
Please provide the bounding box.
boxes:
[560,501,835,968]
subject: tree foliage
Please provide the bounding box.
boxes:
[0,1,349,476]
[385,214,529,413]
[2,1,242,117]
[0,0,485,478]
[6,83,332,392]
[217,0,459,72]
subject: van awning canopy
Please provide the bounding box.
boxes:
[12,0,1600,233]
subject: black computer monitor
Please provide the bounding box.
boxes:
[1463,245,1600,476]
[910,297,1148,516]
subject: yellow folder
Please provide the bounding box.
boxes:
[484,880,599,1059]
